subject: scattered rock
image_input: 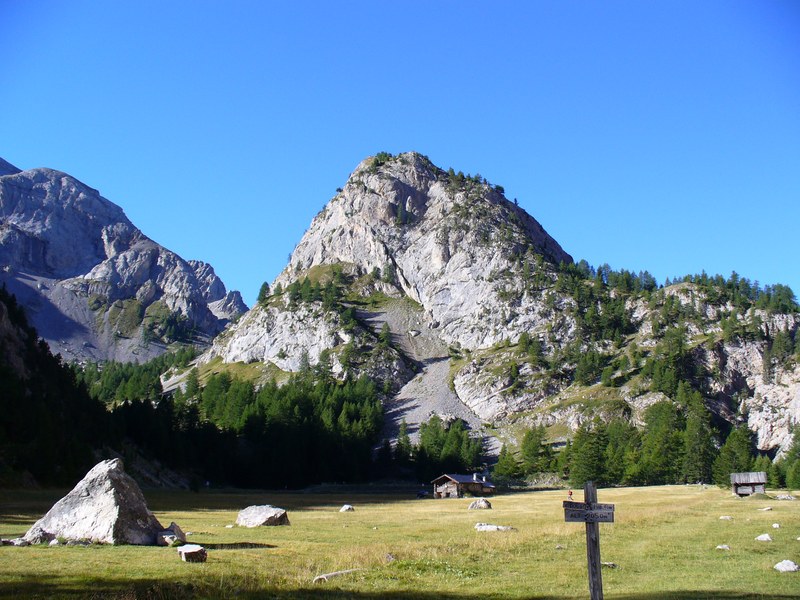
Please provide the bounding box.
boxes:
[225,525,234,528]
[716,545,730,551]
[339,504,355,512]
[157,522,187,547]
[555,544,565,550]
[758,507,773,512]
[774,560,799,573]
[601,562,618,569]
[755,534,772,542]
[177,544,207,563]
[236,505,290,527]
[775,494,795,501]
[474,523,515,532]
[21,459,162,545]
[385,553,396,563]
[48,539,60,547]
[0,539,13,546]
[772,523,781,529]
[10,538,29,547]
[468,499,492,510]
[719,516,733,520]
[313,568,364,583]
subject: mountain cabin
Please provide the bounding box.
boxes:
[730,471,767,496]
[431,473,496,498]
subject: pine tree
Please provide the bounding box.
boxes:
[569,421,608,486]
[257,281,270,303]
[712,426,754,485]
[493,444,522,479]
[682,391,717,484]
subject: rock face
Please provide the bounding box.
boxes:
[22,458,162,545]
[201,152,800,456]
[0,158,246,363]
[235,505,290,527]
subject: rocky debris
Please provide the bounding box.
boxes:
[0,160,246,363]
[774,560,799,573]
[21,459,162,545]
[719,516,733,520]
[474,523,515,532]
[468,499,492,510]
[339,504,355,512]
[759,507,773,511]
[775,494,796,501]
[177,544,207,563]
[235,505,290,527]
[773,523,781,529]
[157,522,186,546]
[755,534,772,542]
[716,545,730,551]
[601,562,618,569]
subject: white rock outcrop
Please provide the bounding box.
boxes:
[21,459,162,545]
[235,505,290,527]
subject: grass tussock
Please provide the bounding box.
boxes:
[0,485,798,599]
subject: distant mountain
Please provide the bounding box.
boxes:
[0,157,247,363]
[203,151,800,458]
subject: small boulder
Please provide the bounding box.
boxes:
[755,534,772,542]
[474,522,515,532]
[772,523,781,529]
[774,560,799,573]
[468,499,492,510]
[719,516,733,520]
[758,506,773,512]
[339,504,355,512]
[177,544,207,563]
[236,505,290,527]
[157,522,186,546]
[716,545,730,551]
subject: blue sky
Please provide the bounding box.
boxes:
[2,1,799,306]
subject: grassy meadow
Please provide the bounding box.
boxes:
[0,485,798,599]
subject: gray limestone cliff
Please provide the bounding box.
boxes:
[0,158,246,363]
[205,152,799,457]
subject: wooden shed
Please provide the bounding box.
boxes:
[431,474,496,498]
[730,472,767,496]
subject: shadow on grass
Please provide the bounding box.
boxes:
[202,541,277,550]
[0,576,796,600]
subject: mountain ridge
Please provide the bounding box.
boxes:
[0,157,247,363]
[204,151,800,457]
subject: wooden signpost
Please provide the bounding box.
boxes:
[563,481,615,600]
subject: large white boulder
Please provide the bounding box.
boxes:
[236,505,290,527]
[22,459,162,545]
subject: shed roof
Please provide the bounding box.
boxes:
[431,474,495,488]
[730,472,767,484]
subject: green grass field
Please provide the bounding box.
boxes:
[0,485,798,599]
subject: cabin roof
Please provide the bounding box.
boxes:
[730,471,767,484]
[431,473,495,488]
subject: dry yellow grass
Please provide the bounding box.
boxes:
[0,485,798,599]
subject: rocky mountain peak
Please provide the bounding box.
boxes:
[0,158,21,177]
[275,151,571,350]
[0,157,246,363]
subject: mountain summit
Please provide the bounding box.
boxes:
[0,158,247,362]
[206,152,800,458]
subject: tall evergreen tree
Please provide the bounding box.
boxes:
[681,389,717,483]
[712,426,754,485]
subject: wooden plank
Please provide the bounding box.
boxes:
[563,501,615,511]
[565,508,615,523]
[584,482,604,600]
